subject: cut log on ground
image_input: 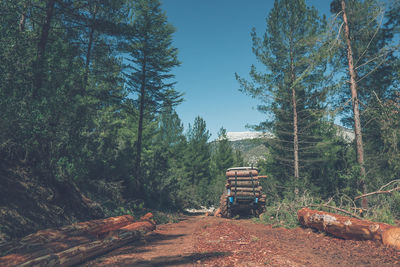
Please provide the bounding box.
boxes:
[297,208,400,250]
[0,213,155,267]
[0,235,96,266]
[0,214,135,257]
[382,227,400,250]
[20,214,134,244]
[19,220,155,267]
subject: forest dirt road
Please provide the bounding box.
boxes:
[81,215,400,267]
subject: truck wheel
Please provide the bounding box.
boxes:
[256,203,266,216]
[219,195,230,218]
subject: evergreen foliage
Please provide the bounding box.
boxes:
[214,128,234,175]
[236,0,338,195]
[330,0,399,195]
[123,0,182,198]
[239,0,399,224]
[0,0,399,229]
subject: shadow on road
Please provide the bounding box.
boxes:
[81,221,231,266]
[116,252,230,266]
[108,233,187,256]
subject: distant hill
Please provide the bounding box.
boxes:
[229,137,270,165]
[334,125,355,142]
[224,131,273,142]
[216,127,354,165]
[211,132,272,165]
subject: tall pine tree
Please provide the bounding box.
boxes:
[236,0,329,192]
[214,128,234,174]
[330,0,398,198]
[184,116,212,206]
[124,0,182,197]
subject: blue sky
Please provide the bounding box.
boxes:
[160,1,332,140]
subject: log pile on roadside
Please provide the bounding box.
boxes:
[0,213,156,267]
[298,208,400,250]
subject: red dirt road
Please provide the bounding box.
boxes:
[82,215,400,266]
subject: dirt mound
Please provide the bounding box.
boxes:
[0,161,103,243]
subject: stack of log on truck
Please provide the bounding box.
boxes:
[216,167,267,218]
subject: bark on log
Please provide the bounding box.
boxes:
[226,170,258,177]
[228,181,260,187]
[382,227,400,250]
[0,215,135,256]
[227,177,259,182]
[52,214,135,237]
[297,208,394,241]
[19,220,155,267]
[230,186,263,192]
[228,191,261,197]
[0,236,95,266]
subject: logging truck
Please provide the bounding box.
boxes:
[219,167,266,218]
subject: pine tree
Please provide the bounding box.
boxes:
[184,116,212,205]
[0,0,131,182]
[234,150,245,167]
[208,127,236,206]
[215,128,234,173]
[147,105,187,208]
[185,117,212,184]
[124,0,182,197]
[330,0,398,200]
[236,0,329,191]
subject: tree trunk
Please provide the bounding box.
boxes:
[83,4,98,90]
[34,0,56,96]
[134,53,147,197]
[19,2,28,32]
[292,86,299,180]
[341,0,368,208]
[290,37,299,181]
[135,89,145,181]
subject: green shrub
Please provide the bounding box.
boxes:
[255,191,316,228]
[152,211,180,224]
